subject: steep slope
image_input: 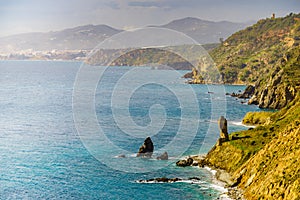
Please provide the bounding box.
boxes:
[209,13,300,85]
[191,13,300,109]
[205,94,300,199]
[203,13,300,200]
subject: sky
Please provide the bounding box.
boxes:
[0,0,300,37]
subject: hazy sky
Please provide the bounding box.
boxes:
[0,0,300,37]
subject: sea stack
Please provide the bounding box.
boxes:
[137,137,154,158]
[218,116,229,145]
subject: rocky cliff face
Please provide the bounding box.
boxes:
[248,68,297,109]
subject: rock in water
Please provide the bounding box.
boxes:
[157,152,168,160]
[218,116,229,144]
[176,158,193,167]
[137,137,154,158]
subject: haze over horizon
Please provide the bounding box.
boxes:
[0,0,300,37]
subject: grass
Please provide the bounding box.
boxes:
[242,111,274,125]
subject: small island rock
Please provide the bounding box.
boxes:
[137,137,154,158]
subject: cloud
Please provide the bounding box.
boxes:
[127,0,201,9]
[0,0,300,37]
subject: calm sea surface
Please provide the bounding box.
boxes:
[0,61,259,199]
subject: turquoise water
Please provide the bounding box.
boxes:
[0,61,259,199]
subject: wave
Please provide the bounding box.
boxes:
[230,121,255,128]
[204,166,232,200]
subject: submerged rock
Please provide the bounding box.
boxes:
[156,152,168,160]
[137,137,154,158]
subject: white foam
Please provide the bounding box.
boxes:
[204,166,217,176]
[231,121,255,128]
[210,183,228,193]
[204,166,233,200]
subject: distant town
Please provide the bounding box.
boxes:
[0,49,89,61]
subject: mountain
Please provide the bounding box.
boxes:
[0,18,250,54]
[152,17,250,44]
[0,24,122,53]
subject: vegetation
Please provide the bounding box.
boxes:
[206,94,300,199]
[86,43,218,70]
[204,13,300,199]
[209,12,300,84]
[242,111,273,125]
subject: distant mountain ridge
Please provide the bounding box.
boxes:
[0,24,122,53]
[152,17,250,44]
[0,17,250,53]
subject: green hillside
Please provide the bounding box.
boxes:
[210,12,300,84]
[203,13,300,200]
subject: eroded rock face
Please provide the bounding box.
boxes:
[219,116,229,141]
[157,152,168,160]
[137,137,154,158]
[239,85,255,99]
[248,69,296,109]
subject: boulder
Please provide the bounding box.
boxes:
[157,152,168,160]
[137,137,154,158]
[219,116,229,142]
[176,157,193,167]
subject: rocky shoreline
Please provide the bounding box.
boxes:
[175,115,247,199]
[176,155,245,200]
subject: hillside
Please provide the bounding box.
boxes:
[209,13,300,85]
[190,13,300,109]
[202,13,300,200]
[86,44,218,69]
[205,93,300,199]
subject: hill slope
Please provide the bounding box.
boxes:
[205,93,300,199]
[202,13,300,200]
[192,13,300,109]
[209,13,300,85]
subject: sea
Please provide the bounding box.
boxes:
[0,61,259,199]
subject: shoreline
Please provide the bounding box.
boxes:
[204,166,245,200]
[188,155,245,199]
